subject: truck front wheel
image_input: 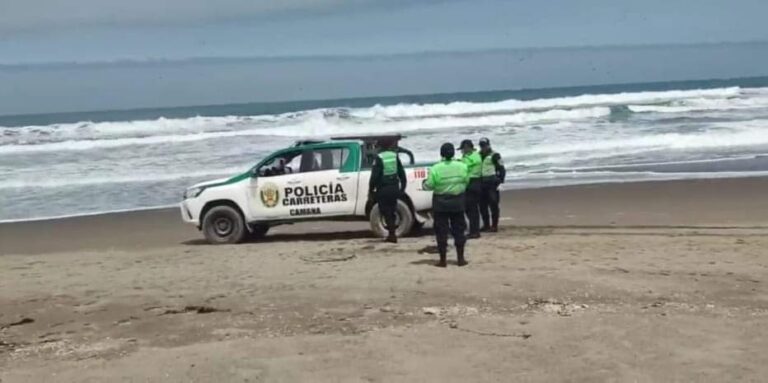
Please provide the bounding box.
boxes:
[202,205,247,244]
[369,200,414,238]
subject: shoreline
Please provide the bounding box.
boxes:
[3,176,768,255]
[0,204,179,224]
[3,174,768,225]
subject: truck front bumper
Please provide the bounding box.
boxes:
[180,200,202,226]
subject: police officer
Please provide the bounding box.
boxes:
[460,139,482,239]
[369,139,407,243]
[478,138,505,232]
[423,143,469,267]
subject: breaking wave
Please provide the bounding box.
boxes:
[0,107,610,153]
[0,168,243,190]
[349,87,743,119]
[2,86,766,154]
[4,82,768,221]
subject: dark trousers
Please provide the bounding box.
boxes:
[376,185,400,234]
[465,178,482,235]
[434,211,467,257]
[479,179,500,229]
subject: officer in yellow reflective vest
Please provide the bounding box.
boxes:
[460,139,483,239]
[423,143,470,267]
[478,137,505,232]
[369,140,407,243]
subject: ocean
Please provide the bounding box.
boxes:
[3,76,768,222]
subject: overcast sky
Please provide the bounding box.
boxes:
[2,0,768,115]
[1,0,767,63]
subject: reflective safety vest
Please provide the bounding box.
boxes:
[481,151,499,178]
[462,150,482,179]
[378,151,398,177]
[424,160,469,195]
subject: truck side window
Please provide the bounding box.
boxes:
[258,150,302,177]
[361,143,376,169]
[302,148,350,172]
[330,148,350,169]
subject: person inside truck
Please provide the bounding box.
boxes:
[260,153,298,177]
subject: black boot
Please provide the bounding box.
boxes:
[456,244,468,267]
[436,248,447,268]
[491,217,500,233]
[384,228,397,243]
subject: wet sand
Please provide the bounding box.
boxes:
[3,177,768,256]
[1,178,768,382]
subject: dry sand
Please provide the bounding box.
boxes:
[1,178,768,382]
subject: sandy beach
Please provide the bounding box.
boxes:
[2,178,768,382]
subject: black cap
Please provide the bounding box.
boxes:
[440,142,455,159]
[459,139,473,149]
[479,137,490,146]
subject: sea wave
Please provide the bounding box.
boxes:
[0,107,610,154]
[629,95,768,114]
[0,168,244,189]
[5,80,768,222]
[2,86,763,151]
[511,125,768,157]
[0,115,265,146]
[348,87,746,119]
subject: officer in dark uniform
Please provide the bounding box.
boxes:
[460,139,482,239]
[369,139,407,243]
[478,137,505,232]
[423,143,470,267]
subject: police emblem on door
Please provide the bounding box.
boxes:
[260,182,280,208]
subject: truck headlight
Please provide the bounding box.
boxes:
[184,187,204,199]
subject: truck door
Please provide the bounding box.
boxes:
[248,149,303,221]
[283,146,358,218]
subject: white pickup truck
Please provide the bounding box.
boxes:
[181,135,434,244]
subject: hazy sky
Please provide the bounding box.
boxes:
[2,0,768,115]
[2,0,768,63]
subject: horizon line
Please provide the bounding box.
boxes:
[2,39,767,68]
[1,75,766,120]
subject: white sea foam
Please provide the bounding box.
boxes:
[4,84,768,222]
[0,168,244,189]
[0,115,269,146]
[0,86,759,151]
[349,87,746,119]
[629,94,768,113]
[510,126,768,157]
[0,107,610,154]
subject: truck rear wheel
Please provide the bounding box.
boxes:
[202,205,247,244]
[369,200,414,238]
